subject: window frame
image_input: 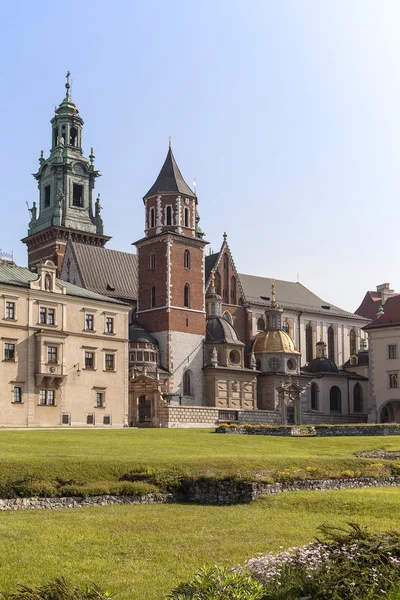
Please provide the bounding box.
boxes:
[12,386,22,404]
[84,351,95,370]
[149,252,156,270]
[72,183,84,208]
[4,342,16,362]
[388,344,397,360]
[184,249,190,269]
[105,316,114,335]
[184,283,190,308]
[85,313,95,331]
[389,373,398,389]
[39,306,57,326]
[104,353,116,372]
[5,301,15,320]
[38,389,56,406]
[47,346,58,364]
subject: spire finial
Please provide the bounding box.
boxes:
[271,278,276,305]
[223,232,227,242]
[168,136,172,149]
[211,270,215,287]
[65,71,71,98]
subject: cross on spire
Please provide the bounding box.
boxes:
[65,71,71,98]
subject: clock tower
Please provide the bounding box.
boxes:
[135,144,207,404]
[22,73,110,276]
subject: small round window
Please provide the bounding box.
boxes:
[268,358,281,371]
[229,350,240,365]
[287,358,296,371]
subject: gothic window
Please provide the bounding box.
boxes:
[184,207,190,227]
[230,276,236,304]
[283,321,289,334]
[223,311,233,325]
[328,326,335,361]
[353,382,363,413]
[166,206,172,226]
[305,324,313,363]
[311,382,319,411]
[184,250,190,269]
[350,329,356,356]
[72,184,83,207]
[44,185,51,209]
[215,271,221,296]
[149,207,155,228]
[183,370,192,396]
[151,286,156,308]
[184,284,190,308]
[69,127,77,146]
[257,317,265,331]
[149,252,156,270]
[329,386,342,413]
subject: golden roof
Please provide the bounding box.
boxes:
[253,330,300,355]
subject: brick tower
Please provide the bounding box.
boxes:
[22,73,110,276]
[134,144,207,404]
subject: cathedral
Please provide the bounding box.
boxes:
[12,76,373,428]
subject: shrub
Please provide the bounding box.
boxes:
[1,577,113,599]
[167,566,266,599]
[109,481,158,496]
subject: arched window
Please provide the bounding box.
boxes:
[184,284,190,308]
[230,276,236,304]
[69,126,78,146]
[183,370,192,396]
[353,382,363,413]
[53,127,58,148]
[215,271,221,296]
[149,207,155,228]
[184,250,190,269]
[223,311,233,325]
[306,324,313,363]
[257,317,265,331]
[328,326,335,361]
[283,321,289,334]
[311,382,319,411]
[350,329,356,356]
[166,206,172,226]
[149,252,156,270]
[184,207,190,227]
[330,386,342,413]
[150,286,156,308]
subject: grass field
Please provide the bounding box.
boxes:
[0,428,399,490]
[0,487,399,599]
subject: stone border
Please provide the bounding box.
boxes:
[216,424,400,436]
[1,477,400,510]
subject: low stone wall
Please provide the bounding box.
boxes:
[237,410,281,425]
[4,477,400,510]
[303,412,368,425]
[217,424,400,436]
[159,405,219,428]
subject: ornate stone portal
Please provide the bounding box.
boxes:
[275,377,306,425]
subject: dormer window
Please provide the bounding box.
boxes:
[73,184,83,207]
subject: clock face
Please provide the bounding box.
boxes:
[73,162,86,175]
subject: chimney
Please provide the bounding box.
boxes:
[376,283,395,305]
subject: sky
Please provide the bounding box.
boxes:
[1,0,399,313]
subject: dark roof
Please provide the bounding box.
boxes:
[238,274,366,320]
[144,148,195,199]
[70,242,138,302]
[364,295,400,330]
[343,351,369,369]
[206,316,244,346]
[0,261,126,305]
[304,357,339,374]
[205,253,219,284]
[129,323,158,346]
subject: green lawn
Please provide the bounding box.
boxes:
[0,487,399,599]
[0,428,399,488]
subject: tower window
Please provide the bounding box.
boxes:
[328,326,335,361]
[184,284,190,308]
[183,370,192,396]
[151,286,156,308]
[73,184,83,207]
[350,329,356,356]
[44,185,51,209]
[184,207,190,227]
[149,207,155,228]
[305,324,313,363]
[150,252,156,270]
[166,206,172,226]
[257,317,265,331]
[69,127,78,146]
[184,250,190,269]
[53,127,58,148]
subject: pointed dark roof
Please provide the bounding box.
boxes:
[144,148,195,199]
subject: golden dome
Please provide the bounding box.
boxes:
[253,330,300,355]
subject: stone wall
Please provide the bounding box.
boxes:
[314,424,400,436]
[159,405,220,428]
[303,412,368,425]
[217,424,400,436]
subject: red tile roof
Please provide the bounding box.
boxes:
[364,295,400,330]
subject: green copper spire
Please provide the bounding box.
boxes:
[27,74,104,238]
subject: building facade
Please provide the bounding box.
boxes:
[0,259,130,426]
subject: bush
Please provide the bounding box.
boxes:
[1,577,113,599]
[167,566,266,599]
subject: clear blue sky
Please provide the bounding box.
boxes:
[1,0,399,313]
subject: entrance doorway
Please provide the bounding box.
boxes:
[138,395,152,425]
